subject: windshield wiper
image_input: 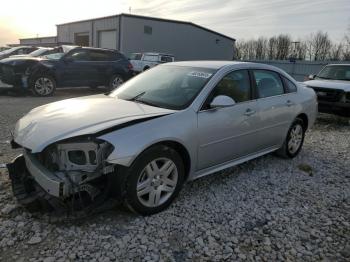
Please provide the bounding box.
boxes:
[316,76,332,80]
[126,91,146,101]
[124,91,163,108]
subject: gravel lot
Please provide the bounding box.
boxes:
[0,88,349,262]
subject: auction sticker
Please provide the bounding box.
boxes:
[188,71,212,79]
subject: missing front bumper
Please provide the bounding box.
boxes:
[6,154,119,214]
[6,154,66,211]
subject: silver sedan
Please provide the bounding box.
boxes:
[8,61,318,215]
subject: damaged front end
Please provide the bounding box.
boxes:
[7,137,120,214]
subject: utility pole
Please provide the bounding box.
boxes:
[291,41,300,59]
[129,7,132,14]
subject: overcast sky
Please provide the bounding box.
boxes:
[1,0,349,46]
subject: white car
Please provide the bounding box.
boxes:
[129,52,175,73]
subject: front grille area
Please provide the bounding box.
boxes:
[346,92,350,103]
[310,87,344,102]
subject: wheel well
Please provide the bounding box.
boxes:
[143,66,150,70]
[296,113,308,130]
[155,141,191,181]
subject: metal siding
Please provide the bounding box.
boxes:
[93,17,119,49]
[20,37,57,45]
[120,16,234,60]
[57,21,92,45]
[245,60,350,81]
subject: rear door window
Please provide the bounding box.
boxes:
[143,55,158,62]
[252,70,285,98]
[89,50,113,61]
[130,53,142,60]
[69,50,90,61]
[160,56,173,63]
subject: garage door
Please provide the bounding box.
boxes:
[98,31,117,50]
[75,33,89,46]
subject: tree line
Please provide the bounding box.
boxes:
[234,31,350,61]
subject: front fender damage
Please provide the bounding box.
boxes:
[6,144,123,216]
[7,113,173,215]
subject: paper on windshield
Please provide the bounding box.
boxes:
[187,71,212,79]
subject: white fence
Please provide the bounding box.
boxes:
[244,60,350,81]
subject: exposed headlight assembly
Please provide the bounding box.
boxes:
[41,140,114,186]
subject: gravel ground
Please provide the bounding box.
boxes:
[0,88,349,262]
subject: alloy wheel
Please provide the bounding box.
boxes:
[288,124,303,154]
[34,77,54,96]
[137,158,178,208]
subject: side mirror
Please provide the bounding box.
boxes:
[210,95,236,109]
[308,74,315,80]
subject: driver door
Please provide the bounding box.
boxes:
[197,70,260,170]
[60,49,97,86]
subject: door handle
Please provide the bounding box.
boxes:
[286,100,295,107]
[244,108,256,116]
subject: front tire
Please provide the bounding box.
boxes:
[124,145,185,215]
[277,118,305,158]
[108,74,124,90]
[31,75,56,97]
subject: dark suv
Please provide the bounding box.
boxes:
[0,47,133,96]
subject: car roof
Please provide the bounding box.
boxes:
[326,64,350,66]
[80,46,117,52]
[165,61,295,80]
[168,61,251,69]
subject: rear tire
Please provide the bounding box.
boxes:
[276,118,305,158]
[31,75,56,97]
[123,145,185,215]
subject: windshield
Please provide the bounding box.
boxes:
[44,53,64,60]
[110,65,216,110]
[29,48,50,57]
[316,65,350,81]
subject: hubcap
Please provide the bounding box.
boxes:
[34,77,54,95]
[111,76,124,88]
[137,158,178,208]
[288,124,303,154]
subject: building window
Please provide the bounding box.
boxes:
[144,25,152,35]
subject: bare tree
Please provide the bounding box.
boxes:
[267,37,277,60]
[255,37,268,60]
[234,27,350,61]
[329,43,343,61]
[308,31,332,61]
[275,35,291,60]
[343,23,350,60]
[295,40,307,60]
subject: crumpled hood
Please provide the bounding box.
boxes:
[14,94,174,152]
[304,79,350,92]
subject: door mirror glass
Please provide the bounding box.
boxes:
[308,74,315,80]
[210,95,236,109]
